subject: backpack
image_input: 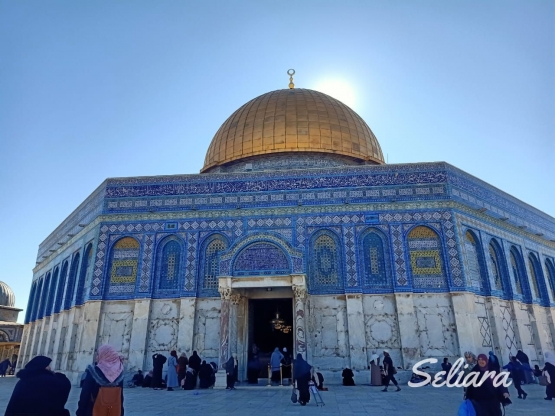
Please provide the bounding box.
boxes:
[92,386,122,416]
[457,399,476,416]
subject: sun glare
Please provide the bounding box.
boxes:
[313,79,356,109]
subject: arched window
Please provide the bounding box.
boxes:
[75,244,93,305]
[37,272,52,319]
[527,254,542,300]
[463,231,487,290]
[156,239,182,291]
[108,237,140,295]
[201,237,227,291]
[545,259,555,300]
[24,283,37,324]
[310,232,341,290]
[361,230,390,288]
[488,241,505,292]
[64,253,81,310]
[30,279,43,322]
[407,226,447,289]
[509,247,524,295]
[45,267,59,317]
[54,261,68,313]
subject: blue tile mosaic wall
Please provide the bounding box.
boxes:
[545,259,555,300]
[233,242,290,276]
[54,261,68,314]
[44,267,59,317]
[64,254,80,310]
[75,244,93,306]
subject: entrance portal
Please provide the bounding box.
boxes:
[248,298,293,379]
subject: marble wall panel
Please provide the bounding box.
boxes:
[95,303,133,370]
[145,300,180,367]
[193,298,221,363]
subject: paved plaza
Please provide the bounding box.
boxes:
[0,377,553,415]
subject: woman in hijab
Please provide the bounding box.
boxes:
[247,354,261,384]
[189,350,202,386]
[462,351,477,398]
[0,358,11,377]
[5,355,71,416]
[177,352,188,387]
[225,353,238,390]
[198,360,213,388]
[465,353,509,416]
[488,351,500,373]
[182,367,196,390]
[77,345,125,416]
[166,350,179,391]
[516,349,534,384]
[294,353,312,406]
[270,347,284,383]
[543,350,555,401]
[370,354,382,386]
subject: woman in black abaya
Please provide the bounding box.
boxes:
[293,354,312,406]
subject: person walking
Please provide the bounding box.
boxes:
[381,350,401,392]
[177,352,188,387]
[270,347,284,383]
[5,355,71,416]
[503,356,528,399]
[76,345,125,416]
[465,353,509,416]
[293,354,312,406]
[543,350,555,401]
[151,353,167,390]
[166,350,179,391]
[516,350,534,384]
[463,351,477,398]
[225,353,238,390]
[488,351,500,373]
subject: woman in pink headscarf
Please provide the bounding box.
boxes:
[76,345,125,416]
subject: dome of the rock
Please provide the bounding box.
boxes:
[201,88,384,172]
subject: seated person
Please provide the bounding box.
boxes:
[311,371,327,391]
[183,367,196,390]
[142,371,153,388]
[132,370,144,387]
[342,368,356,386]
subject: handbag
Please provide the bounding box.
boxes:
[539,370,551,386]
[290,386,298,403]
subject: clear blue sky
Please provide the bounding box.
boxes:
[1,1,553,320]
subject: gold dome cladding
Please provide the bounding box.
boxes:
[201,88,384,172]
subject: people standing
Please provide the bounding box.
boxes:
[247,354,260,384]
[198,360,213,388]
[5,355,71,416]
[293,354,312,406]
[152,353,167,390]
[282,347,292,379]
[270,347,284,383]
[225,353,238,390]
[0,358,11,377]
[177,352,188,387]
[465,354,509,416]
[488,351,500,373]
[370,354,382,386]
[542,350,555,401]
[189,351,202,386]
[503,356,528,399]
[76,345,125,416]
[166,350,179,391]
[382,350,401,392]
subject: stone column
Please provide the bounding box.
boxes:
[229,293,242,356]
[345,294,367,370]
[450,292,481,355]
[292,278,307,358]
[394,293,421,369]
[127,299,152,371]
[218,286,232,369]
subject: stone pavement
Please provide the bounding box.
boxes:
[0,377,553,415]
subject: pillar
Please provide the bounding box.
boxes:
[450,292,481,355]
[177,297,197,356]
[394,293,421,369]
[292,275,307,358]
[128,299,152,371]
[345,294,367,370]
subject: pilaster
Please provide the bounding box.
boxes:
[345,294,367,370]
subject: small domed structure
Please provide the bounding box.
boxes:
[0,282,15,307]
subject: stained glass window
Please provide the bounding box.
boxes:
[464,231,486,290]
[311,234,340,287]
[545,260,555,300]
[407,226,446,288]
[362,232,389,287]
[510,248,523,295]
[203,239,226,290]
[527,255,541,299]
[54,261,68,314]
[159,240,181,290]
[489,243,504,291]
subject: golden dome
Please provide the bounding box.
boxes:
[201,88,384,172]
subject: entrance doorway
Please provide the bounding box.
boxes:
[248,298,293,379]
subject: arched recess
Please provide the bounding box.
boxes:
[75,244,94,306]
[106,237,140,297]
[0,330,8,342]
[463,230,489,292]
[488,239,509,295]
[54,261,69,314]
[198,234,228,296]
[45,267,59,317]
[64,253,81,310]
[509,246,525,296]
[154,235,184,295]
[30,279,43,322]
[24,282,37,324]
[358,228,392,290]
[37,272,52,320]
[527,253,547,303]
[308,230,343,293]
[544,259,555,301]
[232,241,291,276]
[406,225,447,289]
